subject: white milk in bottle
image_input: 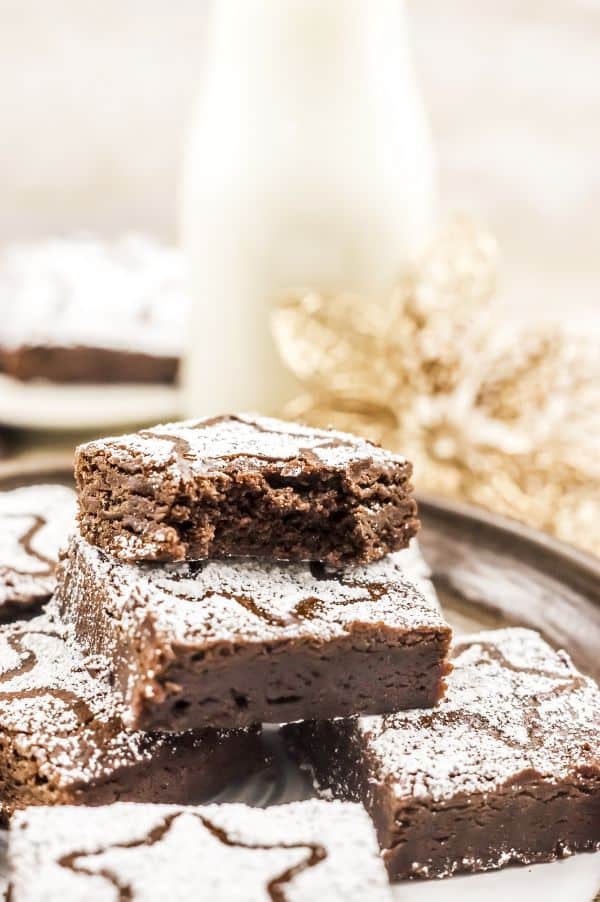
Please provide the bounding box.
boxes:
[180,0,437,415]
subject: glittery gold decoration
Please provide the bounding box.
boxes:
[272,218,600,556]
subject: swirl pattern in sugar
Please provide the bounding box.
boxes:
[361,628,600,802]
[0,485,76,612]
[80,413,407,475]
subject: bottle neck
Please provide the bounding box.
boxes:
[209,0,414,102]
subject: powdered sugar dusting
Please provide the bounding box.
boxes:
[79,413,406,474]
[0,485,76,608]
[358,628,600,802]
[9,800,392,901]
[0,609,221,792]
[0,234,188,357]
[0,611,140,782]
[64,532,448,649]
[394,538,440,611]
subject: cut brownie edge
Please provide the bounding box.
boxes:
[0,610,268,821]
[131,630,451,731]
[56,532,451,731]
[0,345,178,384]
[75,414,419,564]
[288,721,600,879]
[283,628,600,880]
[380,777,600,879]
[0,724,266,825]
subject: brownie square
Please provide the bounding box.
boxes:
[74,413,419,565]
[56,532,451,731]
[0,608,266,821]
[284,628,600,880]
[0,234,187,385]
[9,799,393,901]
[0,485,75,620]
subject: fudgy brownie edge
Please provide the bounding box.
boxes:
[0,345,178,384]
[56,534,451,731]
[0,610,267,820]
[75,414,419,565]
[283,628,600,880]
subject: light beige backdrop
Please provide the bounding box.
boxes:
[0,0,598,326]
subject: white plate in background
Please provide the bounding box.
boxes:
[0,374,182,432]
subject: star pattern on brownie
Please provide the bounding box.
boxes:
[59,810,327,900]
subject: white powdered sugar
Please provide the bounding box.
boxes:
[394,538,440,611]
[9,800,392,901]
[0,610,180,788]
[0,234,188,357]
[79,413,406,474]
[0,484,76,608]
[358,628,600,802]
[65,532,448,649]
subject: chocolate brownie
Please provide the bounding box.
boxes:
[0,608,266,821]
[9,800,392,901]
[284,628,600,880]
[56,532,451,730]
[0,485,75,620]
[75,413,419,565]
[0,234,188,384]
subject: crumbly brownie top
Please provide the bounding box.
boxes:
[0,485,76,607]
[0,234,188,357]
[77,413,406,476]
[68,532,447,646]
[357,628,600,803]
[10,800,392,901]
[0,608,192,786]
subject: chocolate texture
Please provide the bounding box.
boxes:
[56,531,451,730]
[284,628,600,880]
[75,414,419,565]
[0,608,266,820]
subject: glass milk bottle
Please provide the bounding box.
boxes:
[180,0,437,415]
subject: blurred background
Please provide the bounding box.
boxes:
[0,0,598,553]
[1,0,598,323]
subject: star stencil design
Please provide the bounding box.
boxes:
[59,810,327,901]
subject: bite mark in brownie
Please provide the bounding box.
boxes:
[56,532,451,730]
[0,608,266,820]
[9,800,392,901]
[75,414,419,565]
[0,485,75,620]
[283,628,600,880]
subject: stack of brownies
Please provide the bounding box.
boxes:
[1,413,598,893]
